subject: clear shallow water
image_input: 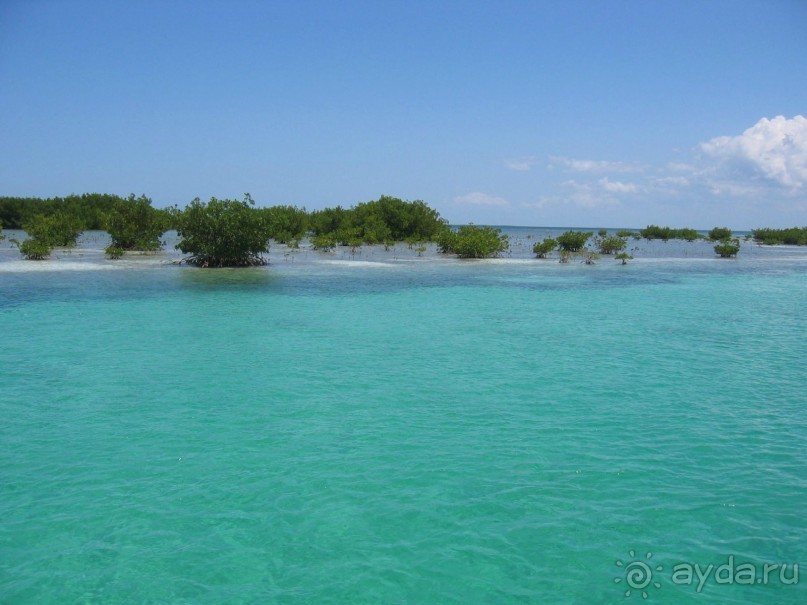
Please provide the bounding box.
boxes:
[1,230,806,604]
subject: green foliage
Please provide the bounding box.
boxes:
[104,194,167,251]
[751,227,807,245]
[558,250,575,263]
[615,252,633,265]
[309,205,349,235]
[640,225,701,241]
[678,228,701,241]
[23,212,82,247]
[404,235,421,249]
[359,195,445,241]
[356,213,392,244]
[309,196,446,244]
[0,193,123,230]
[708,226,733,241]
[310,234,337,251]
[714,239,740,258]
[532,237,557,258]
[594,235,627,254]
[262,205,309,243]
[616,230,638,237]
[175,195,272,267]
[579,248,601,264]
[556,230,591,252]
[105,245,125,259]
[17,237,52,260]
[640,225,671,240]
[0,218,4,242]
[437,225,509,258]
[334,227,362,246]
[597,229,608,237]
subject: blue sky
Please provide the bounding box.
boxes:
[1,0,805,228]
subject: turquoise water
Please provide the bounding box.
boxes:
[1,230,806,603]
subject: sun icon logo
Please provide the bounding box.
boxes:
[615,550,663,599]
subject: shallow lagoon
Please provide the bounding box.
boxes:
[1,228,806,603]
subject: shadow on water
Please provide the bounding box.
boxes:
[176,266,277,291]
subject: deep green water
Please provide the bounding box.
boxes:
[1,231,806,604]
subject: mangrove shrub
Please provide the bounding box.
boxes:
[104,194,167,252]
[640,225,701,241]
[532,237,557,258]
[262,205,309,243]
[438,225,509,258]
[16,237,52,260]
[309,196,446,243]
[24,212,82,248]
[0,193,122,230]
[556,231,591,252]
[714,239,740,258]
[751,227,807,245]
[708,227,733,241]
[175,195,272,267]
[594,235,627,255]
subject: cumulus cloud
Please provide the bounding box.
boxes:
[549,156,643,173]
[453,192,510,206]
[700,115,807,190]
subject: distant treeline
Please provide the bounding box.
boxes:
[751,227,807,246]
[0,193,447,245]
[2,194,805,249]
[0,194,131,230]
[639,225,704,241]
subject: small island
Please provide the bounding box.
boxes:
[1,193,805,267]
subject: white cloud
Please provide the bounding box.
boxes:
[549,156,643,173]
[700,115,807,190]
[654,176,690,187]
[598,177,639,194]
[544,180,622,208]
[453,192,510,206]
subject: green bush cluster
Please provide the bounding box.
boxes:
[593,234,627,255]
[175,195,272,267]
[104,194,168,255]
[24,212,82,247]
[0,193,123,230]
[707,227,733,241]
[11,212,84,260]
[714,239,741,258]
[640,225,701,241]
[18,238,52,260]
[309,196,446,244]
[310,233,337,252]
[532,237,557,258]
[556,230,591,252]
[437,225,509,258]
[15,190,807,269]
[752,227,807,245]
[261,205,309,243]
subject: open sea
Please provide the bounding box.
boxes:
[1,228,806,604]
